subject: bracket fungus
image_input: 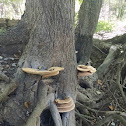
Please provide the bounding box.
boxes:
[22,67,64,78]
[77,65,96,77]
[54,97,75,113]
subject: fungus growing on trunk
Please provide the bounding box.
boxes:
[22,67,64,78]
[54,97,75,113]
[77,65,96,77]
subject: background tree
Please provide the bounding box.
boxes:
[75,0,102,64]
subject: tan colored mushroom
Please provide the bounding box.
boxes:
[22,68,55,75]
[77,65,96,77]
[54,97,75,113]
[77,65,89,72]
[42,71,59,78]
[48,67,64,71]
[77,71,93,77]
[55,96,72,104]
[22,67,64,78]
[55,99,73,108]
[58,103,75,113]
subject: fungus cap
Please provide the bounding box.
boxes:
[42,71,59,78]
[55,97,72,104]
[77,65,89,72]
[58,103,75,113]
[22,66,64,77]
[48,67,64,71]
[77,65,96,77]
[77,65,96,72]
[54,97,75,113]
[55,99,73,108]
[22,68,57,75]
[78,71,93,77]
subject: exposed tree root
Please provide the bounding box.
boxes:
[75,112,90,126]
[93,39,112,52]
[94,114,126,126]
[93,33,126,53]
[24,81,54,126]
[93,115,113,126]
[77,91,96,106]
[0,72,10,82]
[1,32,126,126]
[97,45,122,79]
[0,81,17,102]
[50,102,62,126]
[76,101,126,125]
[116,64,126,104]
[76,101,126,117]
[62,112,70,126]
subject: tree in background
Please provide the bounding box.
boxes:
[0,0,24,19]
[75,0,102,64]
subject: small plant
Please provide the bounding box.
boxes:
[95,20,114,33]
[75,12,78,27]
[0,27,6,34]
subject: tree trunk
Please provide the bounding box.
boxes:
[75,0,102,64]
[0,0,77,126]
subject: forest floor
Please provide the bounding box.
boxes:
[94,20,126,40]
[0,52,21,79]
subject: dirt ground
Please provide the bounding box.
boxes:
[94,20,126,40]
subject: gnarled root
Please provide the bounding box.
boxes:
[0,81,17,102]
[0,72,10,83]
[24,81,54,126]
[50,102,62,126]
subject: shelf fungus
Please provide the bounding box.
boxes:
[54,97,75,113]
[22,67,64,78]
[77,65,96,77]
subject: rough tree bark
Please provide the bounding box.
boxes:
[75,0,102,64]
[0,0,77,126]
